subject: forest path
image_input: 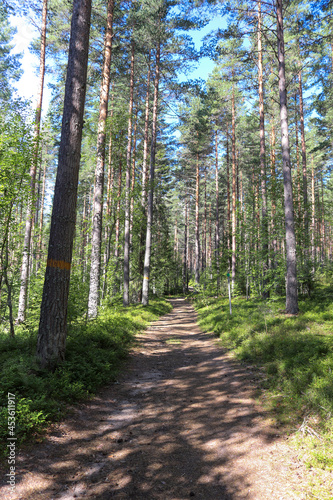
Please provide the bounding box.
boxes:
[1,298,308,500]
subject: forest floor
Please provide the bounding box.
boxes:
[1,298,312,499]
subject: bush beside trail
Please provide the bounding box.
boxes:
[193,287,333,480]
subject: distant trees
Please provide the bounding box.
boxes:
[0,3,22,103]
[173,0,331,312]
[2,0,333,360]
[17,0,48,323]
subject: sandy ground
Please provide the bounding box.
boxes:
[1,298,310,499]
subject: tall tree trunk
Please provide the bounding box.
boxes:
[226,125,231,259]
[258,0,269,298]
[183,195,188,294]
[101,91,115,296]
[142,41,160,305]
[141,52,151,207]
[311,156,316,269]
[270,120,278,264]
[138,56,151,303]
[215,129,220,292]
[130,104,138,247]
[208,204,212,269]
[37,157,47,271]
[79,192,87,275]
[106,90,115,219]
[294,93,302,223]
[231,82,237,291]
[203,167,207,272]
[320,171,325,262]
[114,144,123,261]
[34,165,42,273]
[17,0,48,323]
[87,0,114,318]
[298,56,309,251]
[276,0,298,314]
[36,0,92,369]
[195,151,200,284]
[123,39,135,306]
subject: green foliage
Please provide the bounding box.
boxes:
[67,271,90,322]
[0,4,22,102]
[194,286,333,487]
[195,288,333,417]
[0,298,172,456]
[0,100,32,328]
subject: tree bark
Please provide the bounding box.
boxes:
[87,0,114,318]
[37,157,47,271]
[195,151,200,284]
[36,0,92,369]
[203,167,207,272]
[79,192,88,276]
[226,125,231,258]
[106,90,115,219]
[17,0,48,323]
[311,156,316,269]
[130,104,138,247]
[294,93,302,223]
[208,203,212,269]
[183,195,188,294]
[141,52,151,208]
[142,41,160,305]
[276,0,298,314]
[215,129,220,292]
[123,39,135,306]
[102,90,115,295]
[138,57,151,303]
[270,120,278,264]
[298,57,309,250]
[114,142,123,261]
[231,82,237,291]
[258,0,269,298]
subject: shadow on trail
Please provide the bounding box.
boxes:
[3,298,280,500]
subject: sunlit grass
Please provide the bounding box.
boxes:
[193,287,333,496]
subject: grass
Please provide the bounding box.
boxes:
[0,298,172,457]
[193,287,333,498]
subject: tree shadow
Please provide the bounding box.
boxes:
[1,298,285,500]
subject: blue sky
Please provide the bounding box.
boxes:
[10,13,225,112]
[178,14,225,81]
[10,15,53,109]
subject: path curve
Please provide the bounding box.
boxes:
[1,298,307,499]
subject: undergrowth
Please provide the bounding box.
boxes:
[0,298,172,457]
[193,287,333,497]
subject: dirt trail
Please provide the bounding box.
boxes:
[1,298,308,499]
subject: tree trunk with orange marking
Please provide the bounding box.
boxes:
[36,0,92,369]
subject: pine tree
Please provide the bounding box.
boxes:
[276,0,298,314]
[87,0,114,318]
[36,0,92,369]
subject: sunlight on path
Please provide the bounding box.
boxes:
[0,298,308,500]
